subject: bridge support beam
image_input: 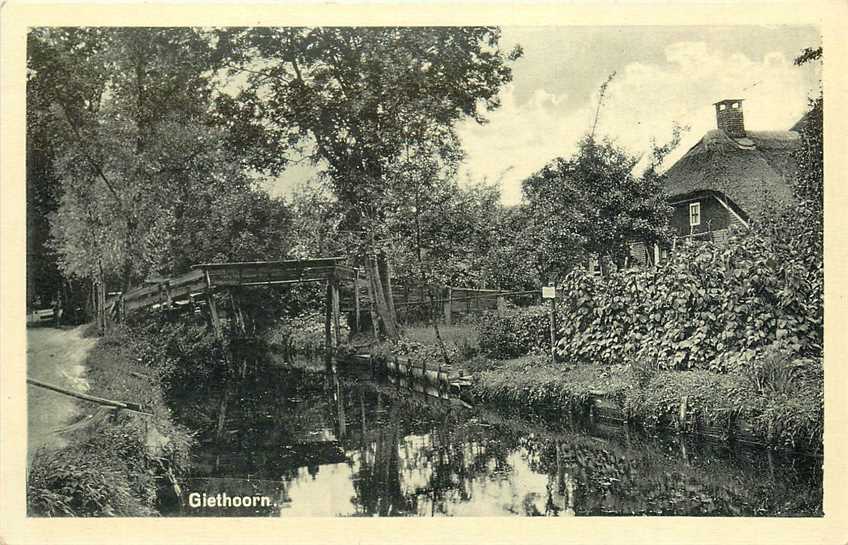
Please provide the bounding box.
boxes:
[324,275,340,371]
[204,270,224,340]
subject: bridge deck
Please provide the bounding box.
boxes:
[120,257,354,312]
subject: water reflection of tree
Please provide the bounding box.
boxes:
[351,405,415,516]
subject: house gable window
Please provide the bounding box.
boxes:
[689,202,701,226]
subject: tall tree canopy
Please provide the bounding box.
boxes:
[216,27,521,337]
[518,135,674,283]
[28,28,293,327]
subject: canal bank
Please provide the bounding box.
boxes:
[353,342,823,457]
[26,325,194,517]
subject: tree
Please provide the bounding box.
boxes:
[757,46,823,354]
[29,28,296,330]
[520,135,674,283]
[216,27,521,338]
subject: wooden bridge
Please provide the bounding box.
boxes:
[117,257,357,313]
[111,257,365,367]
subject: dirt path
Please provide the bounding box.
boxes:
[27,325,97,466]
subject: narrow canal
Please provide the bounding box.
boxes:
[166,358,822,517]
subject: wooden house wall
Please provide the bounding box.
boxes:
[669,195,734,237]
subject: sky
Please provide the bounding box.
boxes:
[262,25,821,206]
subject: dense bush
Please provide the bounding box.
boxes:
[126,314,228,392]
[477,305,553,359]
[555,230,821,371]
[264,313,339,363]
[28,443,150,517]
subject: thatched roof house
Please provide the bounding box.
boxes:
[628,99,803,267]
[661,99,802,241]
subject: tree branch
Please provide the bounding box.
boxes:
[57,102,126,212]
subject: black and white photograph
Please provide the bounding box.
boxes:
[6,8,836,533]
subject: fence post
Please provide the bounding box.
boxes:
[354,269,361,334]
[444,286,452,326]
[549,295,557,365]
[331,275,341,344]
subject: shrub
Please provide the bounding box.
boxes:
[477,305,552,359]
[554,230,821,371]
[28,444,149,517]
[738,343,819,396]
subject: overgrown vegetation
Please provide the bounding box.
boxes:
[477,305,552,359]
[468,225,824,451]
[552,230,821,371]
[27,325,195,516]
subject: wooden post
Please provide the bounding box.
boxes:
[205,271,223,341]
[324,279,334,371]
[444,286,452,326]
[678,395,689,431]
[27,377,150,414]
[331,276,341,345]
[549,293,557,365]
[653,243,660,267]
[354,269,361,334]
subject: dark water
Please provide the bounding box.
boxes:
[168,361,822,517]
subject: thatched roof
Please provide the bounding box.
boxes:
[663,128,801,220]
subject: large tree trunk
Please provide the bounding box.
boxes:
[367,253,399,340]
[96,262,106,334]
[428,286,451,366]
[377,251,398,331]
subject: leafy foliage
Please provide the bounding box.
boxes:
[29,27,295,324]
[28,443,151,517]
[477,305,553,359]
[517,136,674,283]
[553,230,821,371]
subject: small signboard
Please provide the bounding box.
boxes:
[542,286,556,299]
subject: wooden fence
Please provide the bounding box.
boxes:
[343,284,542,326]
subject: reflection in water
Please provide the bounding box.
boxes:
[172,365,822,517]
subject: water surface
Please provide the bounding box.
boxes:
[169,363,822,517]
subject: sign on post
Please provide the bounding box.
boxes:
[543,286,557,364]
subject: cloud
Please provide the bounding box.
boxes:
[458,40,819,206]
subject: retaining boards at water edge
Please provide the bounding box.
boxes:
[343,352,820,458]
[345,353,472,397]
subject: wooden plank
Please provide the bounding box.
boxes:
[27,377,151,415]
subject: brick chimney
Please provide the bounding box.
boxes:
[714,99,745,138]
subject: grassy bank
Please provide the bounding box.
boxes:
[364,318,822,453]
[27,325,194,517]
[466,354,822,453]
